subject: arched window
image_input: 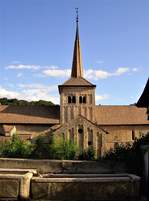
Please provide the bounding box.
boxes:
[83,96,86,103]
[79,96,83,103]
[79,96,86,104]
[88,128,93,146]
[68,96,72,103]
[72,96,76,103]
[68,96,76,104]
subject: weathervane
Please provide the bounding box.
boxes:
[75,8,79,23]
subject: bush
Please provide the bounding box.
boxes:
[50,136,78,160]
[103,133,149,176]
[0,134,96,160]
[79,147,95,160]
[0,134,34,158]
[30,136,51,159]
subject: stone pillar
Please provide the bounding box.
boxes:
[83,126,88,150]
[101,134,106,157]
[20,172,33,200]
[74,126,78,146]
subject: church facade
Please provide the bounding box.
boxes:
[0,19,149,156]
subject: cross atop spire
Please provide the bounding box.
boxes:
[71,8,83,78]
[76,8,79,23]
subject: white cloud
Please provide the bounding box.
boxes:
[6,62,138,81]
[84,67,130,80]
[19,83,57,92]
[95,94,110,101]
[0,85,108,105]
[0,86,20,99]
[0,84,59,104]
[132,68,138,72]
[114,67,129,75]
[18,83,59,103]
[43,67,71,77]
[6,64,40,70]
[42,66,136,80]
[85,69,110,80]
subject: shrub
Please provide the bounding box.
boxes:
[79,147,95,160]
[50,136,78,160]
[0,134,34,158]
[103,133,149,176]
[30,136,51,159]
[0,134,95,160]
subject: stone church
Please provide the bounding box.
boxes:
[0,18,149,156]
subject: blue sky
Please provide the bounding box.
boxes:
[0,0,149,105]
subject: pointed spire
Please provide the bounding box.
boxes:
[71,8,83,78]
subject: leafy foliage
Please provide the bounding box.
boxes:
[0,134,79,160]
[103,133,149,175]
[79,147,95,160]
[0,134,34,158]
[30,136,51,159]
[50,136,78,160]
[0,98,55,106]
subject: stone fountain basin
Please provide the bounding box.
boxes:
[31,174,140,201]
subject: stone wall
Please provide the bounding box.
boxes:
[0,158,126,174]
[0,170,140,201]
[60,87,95,124]
[15,124,51,137]
[31,174,140,201]
[102,125,149,152]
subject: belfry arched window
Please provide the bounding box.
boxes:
[79,96,86,104]
[83,96,86,103]
[79,96,83,103]
[72,96,76,103]
[68,95,76,104]
[68,96,72,103]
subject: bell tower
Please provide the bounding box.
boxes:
[58,10,96,124]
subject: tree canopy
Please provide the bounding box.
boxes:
[0,98,55,106]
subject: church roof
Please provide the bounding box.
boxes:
[0,105,148,126]
[0,105,60,124]
[95,105,149,125]
[59,77,96,88]
[137,78,149,107]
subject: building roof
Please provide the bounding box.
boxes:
[0,105,60,124]
[60,77,96,87]
[95,105,149,125]
[0,105,148,126]
[137,78,149,107]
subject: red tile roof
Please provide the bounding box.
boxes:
[95,105,149,125]
[59,77,96,87]
[0,105,60,124]
[0,105,148,126]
